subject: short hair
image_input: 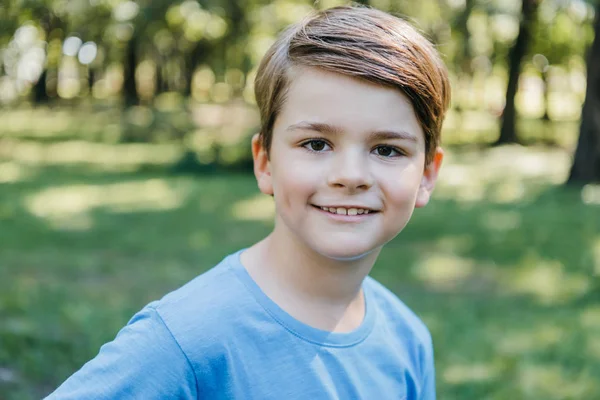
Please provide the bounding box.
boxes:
[254,5,451,165]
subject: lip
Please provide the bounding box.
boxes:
[311,204,379,221]
[312,204,380,212]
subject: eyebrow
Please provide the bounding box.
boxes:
[286,121,418,143]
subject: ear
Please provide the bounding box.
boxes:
[252,133,274,196]
[415,147,443,208]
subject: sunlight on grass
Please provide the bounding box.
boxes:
[519,364,597,399]
[25,179,187,230]
[504,255,590,304]
[413,254,475,290]
[230,193,275,221]
[0,109,72,135]
[4,140,180,169]
[0,162,30,183]
[437,163,471,188]
[482,146,569,182]
[582,184,600,205]
[488,180,526,203]
[480,210,521,232]
[497,324,564,355]
[580,306,600,330]
[0,367,19,386]
[434,235,474,253]
[443,362,500,384]
[588,337,600,360]
[436,163,486,201]
[436,146,570,202]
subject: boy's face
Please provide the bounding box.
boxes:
[253,66,442,261]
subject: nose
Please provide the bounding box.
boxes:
[327,148,374,192]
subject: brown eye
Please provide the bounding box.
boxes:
[375,146,397,157]
[304,140,329,152]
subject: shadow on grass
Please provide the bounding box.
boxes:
[0,164,598,399]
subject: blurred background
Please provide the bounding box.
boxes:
[1,0,599,398]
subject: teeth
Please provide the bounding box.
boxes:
[318,206,372,215]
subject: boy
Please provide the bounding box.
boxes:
[47,5,449,399]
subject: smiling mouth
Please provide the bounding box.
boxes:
[311,205,379,216]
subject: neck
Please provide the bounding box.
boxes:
[267,227,380,304]
[240,221,381,332]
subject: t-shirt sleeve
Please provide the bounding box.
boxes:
[420,366,436,400]
[419,333,436,400]
[44,305,197,400]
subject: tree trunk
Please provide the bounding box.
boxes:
[32,12,61,105]
[154,51,166,96]
[459,0,475,73]
[123,36,139,107]
[542,69,550,121]
[568,9,600,184]
[495,0,538,145]
[453,0,475,114]
[185,41,210,97]
[87,67,95,95]
[33,69,49,104]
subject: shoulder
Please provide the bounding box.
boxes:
[365,277,436,396]
[365,276,432,343]
[154,252,250,326]
[47,305,197,399]
[151,251,257,359]
[47,251,254,399]
[154,255,241,317]
[365,276,434,371]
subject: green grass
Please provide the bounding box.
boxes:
[0,146,599,399]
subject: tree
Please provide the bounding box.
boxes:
[568,5,600,184]
[454,0,475,78]
[530,2,592,123]
[13,0,67,104]
[495,0,539,145]
[123,34,139,107]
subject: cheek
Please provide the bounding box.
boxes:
[271,158,320,205]
[380,171,422,208]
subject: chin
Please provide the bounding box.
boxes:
[309,240,379,262]
[328,251,376,262]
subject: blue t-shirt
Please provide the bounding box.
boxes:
[47,250,435,399]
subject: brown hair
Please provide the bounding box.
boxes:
[254,5,451,165]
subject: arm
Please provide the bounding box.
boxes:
[419,334,436,400]
[45,306,197,400]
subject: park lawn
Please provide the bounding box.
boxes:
[0,146,599,399]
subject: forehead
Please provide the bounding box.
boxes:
[273,66,424,144]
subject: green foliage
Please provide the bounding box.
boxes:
[0,0,595,146]
[532,1,595,66]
